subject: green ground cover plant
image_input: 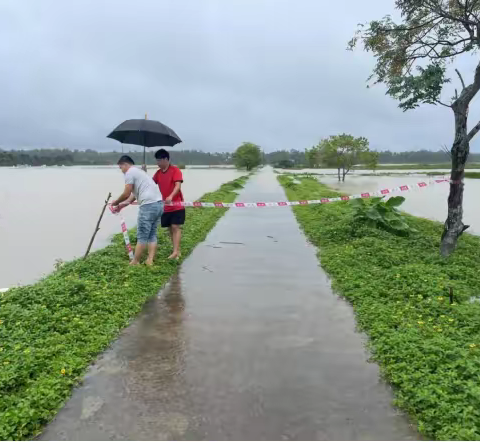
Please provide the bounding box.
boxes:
[350,196,417,236]
[278,175,480,440]
[0,175,249,440]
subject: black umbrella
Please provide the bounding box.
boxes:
[107,117,182,169]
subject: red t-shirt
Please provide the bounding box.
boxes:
[152,165,184,213]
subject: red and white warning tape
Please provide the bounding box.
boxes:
[117,214,134,260]
[126,177,449,208]
[111,177,449,260]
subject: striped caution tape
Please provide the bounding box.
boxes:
[117,214,134,260]
[110,177,449,260]
[122,177,450,209]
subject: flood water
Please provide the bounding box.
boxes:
[0,166,244,288]
[278,169,480,236]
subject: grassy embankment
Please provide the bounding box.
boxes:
[0,175,249,440]
[278,175,480,440]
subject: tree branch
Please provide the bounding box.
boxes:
[468,119,480,140]
[456,68,466,89]
[406,45,472,60]
[461,59,480,103]
[425,0,478,25]
[380,16,443,33]
[436,100,453,108]
[436,37,471,47]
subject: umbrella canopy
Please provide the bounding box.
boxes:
[107,119,182,147]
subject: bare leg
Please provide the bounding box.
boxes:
[168,225,181,259]
[145,242,157,266]
[131,243,147,265]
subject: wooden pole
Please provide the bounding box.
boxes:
[84,192,112,259]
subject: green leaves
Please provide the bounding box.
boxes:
[233,142,262,171]
[306,134,376,180]
[351,2,480,110]
[386,196,405,207]
[351,195,415,235]
[366,207,382,220]
[388,63,450,110]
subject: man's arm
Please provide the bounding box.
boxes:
[118,194,136,209]
[112,184,134,206]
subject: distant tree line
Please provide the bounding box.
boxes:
[0,148,232,167]
[264,149,480,167]
[1,147,480,167]
[375,150,480,164]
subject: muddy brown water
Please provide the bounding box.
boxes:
[0,166,244,288]
[40,168,418,441]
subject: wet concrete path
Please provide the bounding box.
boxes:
[41,168,418,440]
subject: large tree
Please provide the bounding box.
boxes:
[233,142,262,171]
[312,134,375,181]
[349,0,480,256]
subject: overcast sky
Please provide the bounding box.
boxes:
[1,0,480,153]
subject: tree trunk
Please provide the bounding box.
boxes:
[440,60,480,256]
[342,167,348,182]
[440,106,470,257]
[337,168,341,182]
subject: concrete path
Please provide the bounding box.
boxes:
[41,168,418,440]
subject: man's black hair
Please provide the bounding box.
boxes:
[154,149,170,160]
[117,155,135,165]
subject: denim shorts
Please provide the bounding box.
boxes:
[137,201,164,244]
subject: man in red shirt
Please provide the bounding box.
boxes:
[153,149,185,260]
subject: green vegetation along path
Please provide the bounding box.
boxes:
[40,168,418,440]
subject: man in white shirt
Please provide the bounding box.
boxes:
[111,155,163,266]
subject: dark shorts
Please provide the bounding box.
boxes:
[161,209,186,228]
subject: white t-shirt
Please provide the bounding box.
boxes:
[124,167,162,206]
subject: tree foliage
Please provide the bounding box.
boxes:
[349,0,480,110]
[307,134,376,181]
[349,0,480,256]
[233,142,262,171]
[305,146,321,168]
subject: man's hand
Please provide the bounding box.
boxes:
[110,202,128,213]
[165,195,173,205]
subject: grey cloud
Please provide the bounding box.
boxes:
[0,0,478,153]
